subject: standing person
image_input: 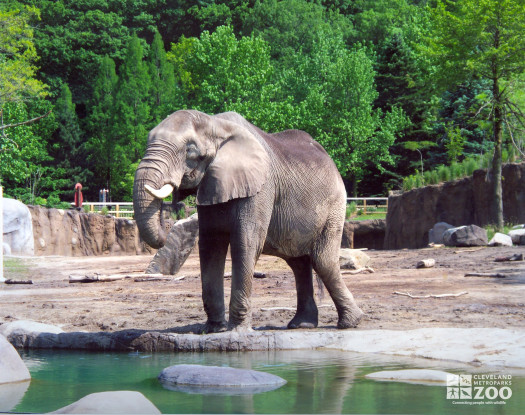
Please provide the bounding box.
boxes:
[74,183,83,211]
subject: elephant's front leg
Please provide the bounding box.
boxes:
[198,211,230,333]
[228,220,262,331]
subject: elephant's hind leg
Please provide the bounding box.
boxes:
[312,227,364,329]
[286,256,318,329]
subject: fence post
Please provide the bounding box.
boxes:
[363,199,367,215]
[116,204,120,218]
[0,186,4,283]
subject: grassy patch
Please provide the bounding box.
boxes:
[3,257,31,280]
[484,224,514,241]
[351,213,387,221]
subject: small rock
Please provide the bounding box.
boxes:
[365,369,454,385]
[443,225,488,247]
[416,259,436,269]
[488,232,513,247]
[428,222,454,245]
[511,224,525,229]
[508,229,525,245]
[50,391,160,414]
[158,364,286,395]
[339,249,371,270]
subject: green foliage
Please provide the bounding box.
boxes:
[2,0,522,205]
[444,124,467,163]
[0,4,47,107]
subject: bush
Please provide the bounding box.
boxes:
[437,165,451,182]
[100,206,109,215]
[464,157,479,176]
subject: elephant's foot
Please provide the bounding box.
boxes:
[203,320,228,334]
[229,323,254,333]
[337,306,364,329]
[287,309,318,329]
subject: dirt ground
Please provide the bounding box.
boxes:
[1,245,524,333]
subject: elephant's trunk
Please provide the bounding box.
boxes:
[133,164,170,249]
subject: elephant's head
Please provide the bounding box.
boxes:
[133,110,270,248]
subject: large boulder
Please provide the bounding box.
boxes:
[443,225,488,247]
[50,391,160,414]
[428,222,454,245]
[339,249,371,270]
[158,364,286,395]
[0,334,31,384]
[508,229,525,245]
[488,232,513,247]
[146,214,199,275]
[2,198,34,255]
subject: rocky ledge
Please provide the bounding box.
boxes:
[1,321,523,369]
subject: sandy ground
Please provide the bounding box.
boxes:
[0,246,524,333]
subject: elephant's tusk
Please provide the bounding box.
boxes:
[145,183,174,199]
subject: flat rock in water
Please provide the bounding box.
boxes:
[365,369,453,385]
[158,364,287,395]
[50,391,160,414]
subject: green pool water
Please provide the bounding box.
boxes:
[10,349,525,414]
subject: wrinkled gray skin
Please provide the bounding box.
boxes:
[133,110,364,332]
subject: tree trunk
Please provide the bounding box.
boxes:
[492,77,504,231]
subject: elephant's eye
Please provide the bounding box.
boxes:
[186,143,200,160]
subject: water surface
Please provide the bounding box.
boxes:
[12,349,525,414]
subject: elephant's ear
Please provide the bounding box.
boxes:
[196,126,270,205]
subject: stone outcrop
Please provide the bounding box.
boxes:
[385,162,525,249]
[28,205,155,256]
[341,219,386,250]
[158,364,286,394]
[50,391,161,414]
[2,198,34,255]
[146,214,199,275]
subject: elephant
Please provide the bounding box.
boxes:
[133,110,364,332]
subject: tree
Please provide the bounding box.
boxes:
[0,5,47,109]
[113,35,152,199]
[425,0,525,230]
[283,31,409,194]
[148,30,180,122]
[52,83,91,194]
[86,55,119,194]
[171,25,281,127]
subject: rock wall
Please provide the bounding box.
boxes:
[342,220,386,250]
[28,206,155,256]
[384,162,525,249]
